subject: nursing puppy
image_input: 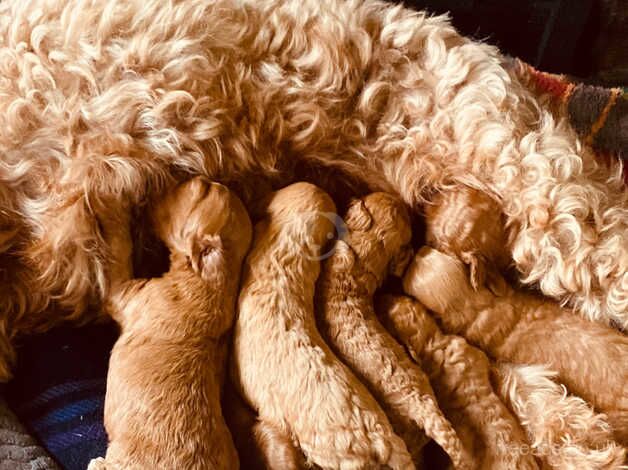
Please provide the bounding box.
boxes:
[232,182,413,470]
[88,178,252,470]
[376,295,538,470]
[222,377,307,470]
[492,363,626,469]
[315,192,470,469]
[1,0,627,384]
[403,247,628,445]
[424,187,510,293]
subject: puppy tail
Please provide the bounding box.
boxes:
[492,363,627,469]
[414,396,473,470]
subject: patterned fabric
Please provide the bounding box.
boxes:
[0,397,58,470]
[507,58,627,160]
[4,323,118,470]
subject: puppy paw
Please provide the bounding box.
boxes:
[87,457,108,470]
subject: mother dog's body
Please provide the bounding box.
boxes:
[0,0,625,379]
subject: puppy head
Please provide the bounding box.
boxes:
[425,187,510,289]
[342,192,413,282]
[152,177,252,280]
[402,246,474,314]
[259,182,338,247]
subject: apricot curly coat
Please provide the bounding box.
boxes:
[376,294,538,470]
[0,0,626,379]
[492,363,627,469]
[403,247,628,446]
[232,182,413,470]
[315,192,470,468]
[88,178,252,469]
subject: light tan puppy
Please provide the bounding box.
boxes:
[315,192,471,469]
[232,182,413,470]
[424,187,510,292]
[403,247,628,446]
[376,294,538,470]
[492,363,626,469]
[88,178,252,470]
[223,376,306,470]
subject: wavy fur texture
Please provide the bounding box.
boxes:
[377,294,538,470]
[0,0,625,376]
[492,363,627,469]
[403,247,628,446]
[315,192,470,468]
[91,178,252,469]
[232,183,413,470]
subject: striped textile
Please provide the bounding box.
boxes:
[506,58,627,174]
[4,323,118,470]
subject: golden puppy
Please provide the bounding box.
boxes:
[232,182,413,470]
[492,363,626,469]
[315,193,471,469]
[403,247,628,445]
[376,294,538,470]
[424,187,510,292]
[222,376,306,470]
[88,178,252,470]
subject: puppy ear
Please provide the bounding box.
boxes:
[344,200,372,232]
[389,244,413,277]
[191,234,225,282]
[460,251,508,296]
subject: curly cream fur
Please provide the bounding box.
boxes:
[492,363,627,469]
[232,183,413,470]
[403,247,628,445]
[377,294,538,470]
[0,0,626,380]
[316,192,471,468]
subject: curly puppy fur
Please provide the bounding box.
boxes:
[223,377,307,470]
[232,182,413,470]
[0,0,626,378]
[424,186,511,292]
[403,247,628,445]
[91,178,251,469]
[376,294,538,470]
[492,363,627,469]
[315,192,470,469]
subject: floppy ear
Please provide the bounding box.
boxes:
[344,199,372,232]
[389,244,413,277]
[191,234,225,282]
[458,251,485,291]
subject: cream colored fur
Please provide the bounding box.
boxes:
[232,182,413,470]
[492,363,627,469]
[403,247,628,446]
[377,294,539,470]
[0,0,626,380]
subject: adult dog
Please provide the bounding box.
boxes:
[0,0,625,379]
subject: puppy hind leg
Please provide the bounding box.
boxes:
[253,419,304,470]
[86,457,108,470]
